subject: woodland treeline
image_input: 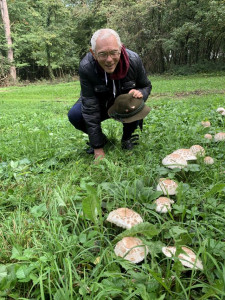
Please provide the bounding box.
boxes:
[0,0,225,83]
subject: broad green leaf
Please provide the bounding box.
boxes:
[10,246,23,260]
[10,161,19,169]
[86,185,101,214]
[0,265,7,281]
[16,266,31,281]
[19,158,31,165]
[82,196,98,223]
[146,268,172,295]
[79,233,87,244]
[200,280,225,299]
[11,247,36,261]
[113,222,160,242]
[30,203,47,218]
[169,226,188,238]
[16,264,37,283]
[82,185,101,224]
[54,288,70,300]
[204,183,225,197]
[54,190,66,207]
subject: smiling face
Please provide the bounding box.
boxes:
[91,34,121,74]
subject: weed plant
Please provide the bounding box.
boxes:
[0,74,225,299]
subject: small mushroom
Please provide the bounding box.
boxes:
[156,178,178,195]
[162,246,203,270]
[201,121,211,128]
[172,149,197,161]
[162,153,187,169]
[204,134,212,140]
[155,197,174,213]
[114,237,149,264]
[204,156,214,165]
[190,145,205,157]
[106,208,143,229]
[214,132,225,142]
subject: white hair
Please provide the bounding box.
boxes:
[91,28,122,52]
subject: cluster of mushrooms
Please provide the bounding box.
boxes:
[201,107,225,143]
[161,106,225,169]
[106,206,203,270]
[107,208,148,264]
[105,107,224,270]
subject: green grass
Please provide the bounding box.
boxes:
[0,73,225,299]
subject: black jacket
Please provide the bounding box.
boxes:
[78,48,152,148]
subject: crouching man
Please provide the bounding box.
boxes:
[68,28,152,161]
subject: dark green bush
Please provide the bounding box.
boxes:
[0,55,10,85]
[166,60,225,76]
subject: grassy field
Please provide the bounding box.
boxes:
[0,73,225,299]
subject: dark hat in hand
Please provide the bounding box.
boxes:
[108,93,151,123]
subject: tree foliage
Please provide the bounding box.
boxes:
[105,0,225,73]
[0,0,224,81]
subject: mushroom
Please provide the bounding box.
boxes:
[155,197,174,213]
[204,156,214,165]
[204,134,212,140]
[216,107,225,115]
[214,132,225,142]
[114,237,149,264]
[201,121,211,128]
[162,153,187,169]
[156,178,178,195]
[172,148,197,161]
[190,145,205,157]
[162,246,203,270]
[106,208,143,229]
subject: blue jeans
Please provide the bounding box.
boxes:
[68,101,142,141]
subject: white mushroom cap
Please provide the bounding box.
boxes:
[190,145,205,157]
[216,107,225,114]
[106,208,143,229]
[204,134,213,140]
[221,111,225,116]
[155,197,174,213]
[114,237,149,264]
[214,132,225,142]
[201,121,211,128]
[172,149,197,160]
[162,153,187,169]
[204,156,214,165]
[156,178,178,195]
[162,246,203,270]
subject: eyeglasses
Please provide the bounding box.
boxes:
[96,50,121,60]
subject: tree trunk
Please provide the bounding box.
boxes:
[46,7,54,81]
[46,43,54,81]
[0,0,16,81]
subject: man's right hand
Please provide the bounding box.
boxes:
[94,148,105,162]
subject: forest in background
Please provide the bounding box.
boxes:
[0,0,225,84]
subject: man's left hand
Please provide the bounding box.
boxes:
[129,89,143,98]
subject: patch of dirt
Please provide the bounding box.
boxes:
[152,89,225,99]
[0,89,10,92]
[175,89,225,97]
